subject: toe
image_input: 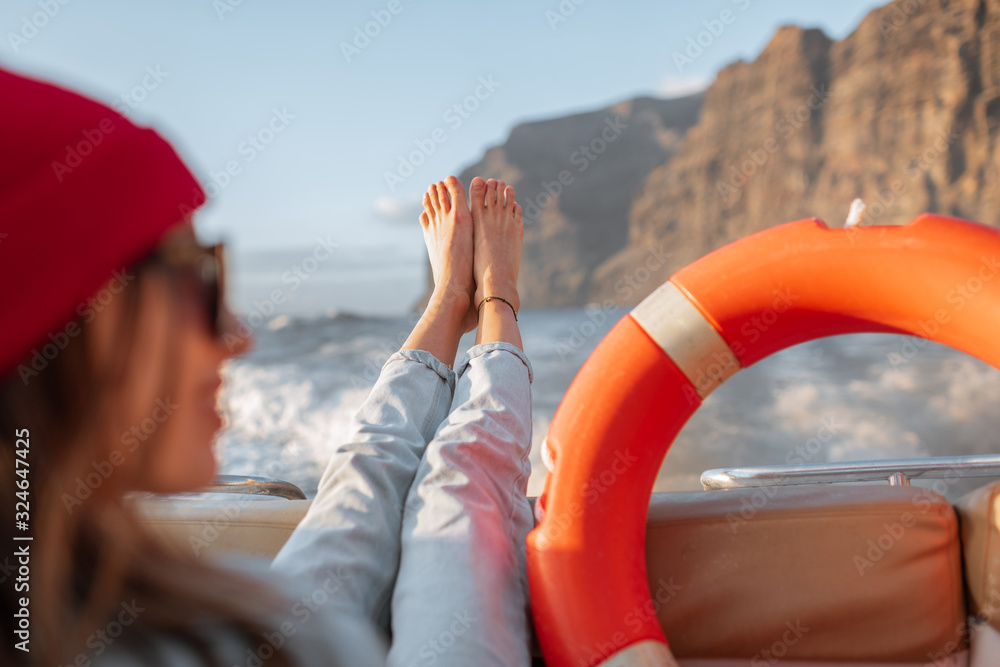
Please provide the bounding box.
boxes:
[513,202,523,226]
[485,179,498,207]
[444,176,468,213]
[422,192,433,217]
[469,177,487,210]
[438,181,451,214]
[429,183,442,212]
[503,185,515,210]
[419,211,429,227]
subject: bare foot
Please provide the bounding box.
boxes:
[420,176,478,332]
[469,177,523,315]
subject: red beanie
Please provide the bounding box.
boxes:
[0,67,205,378]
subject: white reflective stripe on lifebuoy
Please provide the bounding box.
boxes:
[630,281,739,399]
[598,640,679,667]
[541,437,555,472]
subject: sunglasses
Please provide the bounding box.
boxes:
[143,241,235,340]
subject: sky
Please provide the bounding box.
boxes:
[1,0,885,257]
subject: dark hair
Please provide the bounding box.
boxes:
[0,261,289,666]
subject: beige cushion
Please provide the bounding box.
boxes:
[136,497,310,560]
[645,485,965,662]
[139,485,965,662]
[954,481,1000,629]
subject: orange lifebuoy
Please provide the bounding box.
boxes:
[526,214,1000,667]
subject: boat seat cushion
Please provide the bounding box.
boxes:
[138,484,965,662]
[663,621,995,667]
[954,480,1000,630]
[137,497,311,560]
[644,485,964,662]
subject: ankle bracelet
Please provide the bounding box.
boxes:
[477,296,518,321]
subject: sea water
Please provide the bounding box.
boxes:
[217,245,1000,500]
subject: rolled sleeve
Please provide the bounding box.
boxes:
[455,341,533,384]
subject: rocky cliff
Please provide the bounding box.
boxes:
[450,0,1000,308]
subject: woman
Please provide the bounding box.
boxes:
[0,67,533,666]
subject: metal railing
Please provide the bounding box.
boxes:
[701,454,1000,490]
[202,475,306,500]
